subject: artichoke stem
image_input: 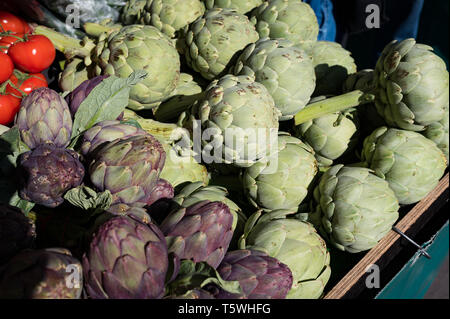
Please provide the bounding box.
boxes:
[294,90,375,125]
[84,23,121,38]
[134,118,181,142]
[34,25,93,58]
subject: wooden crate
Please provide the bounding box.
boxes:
[325,173,449,299]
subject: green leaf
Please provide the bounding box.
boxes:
[167,260,242,297]
[120,119,143,129]
[64,186,113,211]
[0,127,33,214]
[71,70,148,139]
[0,181,34,214]
[8,192,35,214]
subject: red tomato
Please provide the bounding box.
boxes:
[0,11,27,34]
[0,93,21,125]
[0,51,14,83]
[0,33,23,54]
[20,18,31,34]
[8,35,56,73]
[6,73,48,97]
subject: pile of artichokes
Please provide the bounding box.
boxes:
[0,0,448,300]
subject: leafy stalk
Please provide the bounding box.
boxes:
[34,25,94,58]
[294,90,375,125]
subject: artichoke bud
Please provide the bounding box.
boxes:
[211,249,293,299]
[160,200,234,269]
[233,38,316,120]
[374,39,449,131]
[15,88,73,150]
[243,133,318,212]
[204,0,264,14]
[251,0,319,50]
[88,135,166,207]
[240,210,331,299]
[122,0,206,38]
[361,127,447,204]
[18,144,85,208]
[83,216,168,299]
[183,8,260,81]
[311,165,400,253]
[0,248,83,299]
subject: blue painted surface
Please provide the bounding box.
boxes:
[305,0,337,41]
[376,222,449,299]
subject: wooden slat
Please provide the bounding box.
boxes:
[325,173,449,299]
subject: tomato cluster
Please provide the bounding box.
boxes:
[0,11,54,125]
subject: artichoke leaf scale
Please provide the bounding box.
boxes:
[101,270,136,298]
[114,186,146,204]
[183,231,209,262]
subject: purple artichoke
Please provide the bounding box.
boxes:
[80,120,148,157]
[18,144,85,208]
[160,201,234,269]
[88,135,165,207]
[211,249,293,299]
[0,248,83,299]
[0,204,36,264]
[15,87,73,149]
[106,204,152,224]
[65,75,117,118]
[82,216,168,299]
[147,179,175,206]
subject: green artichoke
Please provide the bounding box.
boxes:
[88,135,166,207]
[15,88,73,150]
[182,8,259,80]
[374,39,449,131]
[0,248,83,299]
[160,144,211,187]
[361,127,447,205]
[182,74,280,168]
[37,24,181,111]
[58,58,91,93]
[93,25,181,110]
[160,200,234,268]
[251,0,319,50]
[310,41,357,96]
[233,38,316,120]
[423,107,449,163]
[154,73,205,123]
[310,165,400,253]
[83,216,168,299]
[243,134,318,212]
[204,0,264,14]
[294,103,359,167]
[121,0,206,38]
[239,210,331,299]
